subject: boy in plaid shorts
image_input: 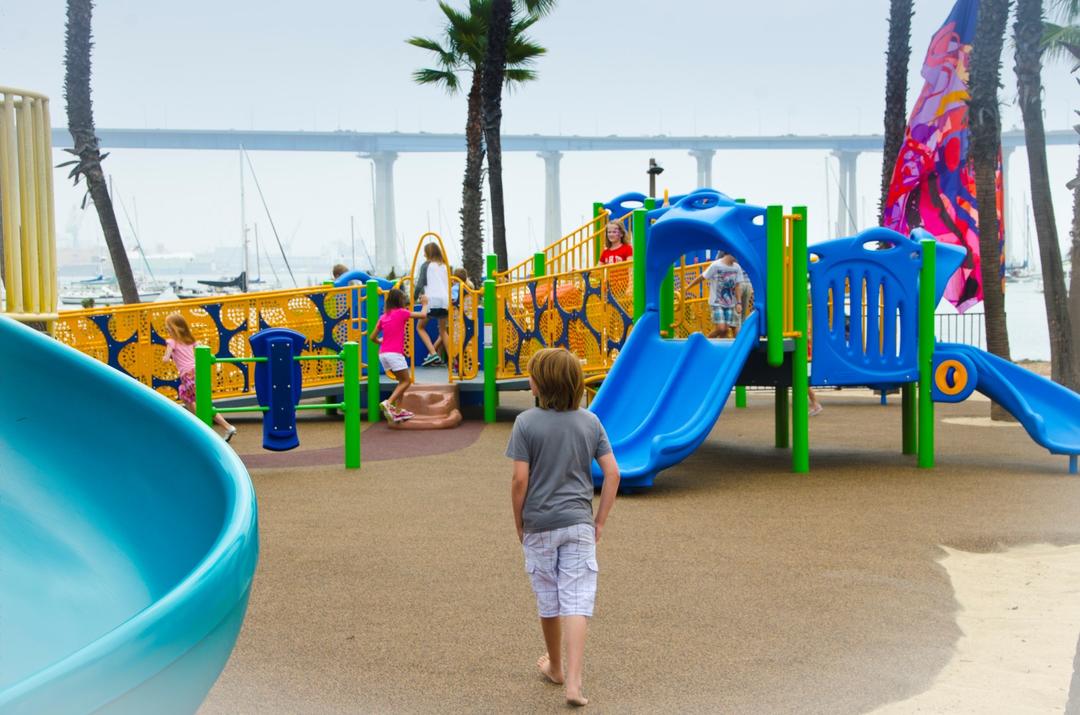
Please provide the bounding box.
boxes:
[507,348,621,707]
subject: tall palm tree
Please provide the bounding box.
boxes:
[1015,0,1079,389]
[1041,0,1080,380]
[481,0,554,272]
[969,0,1013,418]
[62,0,138,303]
[408,0,545,283]
[879,0,915,224]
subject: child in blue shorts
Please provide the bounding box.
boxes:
[506,348,621,707]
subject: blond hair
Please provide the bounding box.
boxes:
[528,348,584,411]
[165,314,196,345]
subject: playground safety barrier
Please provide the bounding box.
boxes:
[54,283,371,401]
[0,86,57,324]
[194,331,362,468]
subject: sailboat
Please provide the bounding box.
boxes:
[1005,196,1039,284]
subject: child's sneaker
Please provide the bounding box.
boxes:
[380,400,396,421]
[421,353,441,367]
[224,427,238,443]
[809,404,824,417]
[394,408,414,422]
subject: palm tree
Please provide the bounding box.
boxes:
[1015,0,1079,389]
[1041,0,1080,381]
[408,0,546,283]
[61,0,138,303]
[879,0,915,224]
[481,0,554,272]
[969,0,1013,418]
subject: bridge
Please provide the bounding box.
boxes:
[52,127,1073,273]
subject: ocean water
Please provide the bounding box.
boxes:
[936,279,1052,362]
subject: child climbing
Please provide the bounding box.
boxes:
[162,313,237,441]
[374,288,429,422]
[413,242,451,367]
[506,348,621,707]
[684,252,743,338]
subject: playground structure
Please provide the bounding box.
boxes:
[48,185,1080,486]
[0,86,57,324]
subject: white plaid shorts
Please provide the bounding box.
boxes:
[522,523,599,618]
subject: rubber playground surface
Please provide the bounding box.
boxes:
[201,384,1080,714]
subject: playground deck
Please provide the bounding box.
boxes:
[200,387,1080,714]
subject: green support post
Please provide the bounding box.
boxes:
[735,385,747,408]
[790,206,809,473]
[194,345,214,427]
[902,383,917,455]
[775,387,789,449]
[918,239,936,468]
[533,252,546,278]
[766,205,784,367]
[483,278,498,423]
[631,208,648,321]
[342,342,361,469]
[365,279,381,423]
[660,269,674,337]
[486,253,498,281]
[592,202,605,264]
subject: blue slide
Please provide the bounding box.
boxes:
[589,311,760,488]
[0,318,258,714]
[937,342,1080,459]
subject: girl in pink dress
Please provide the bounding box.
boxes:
[163,314,238,441]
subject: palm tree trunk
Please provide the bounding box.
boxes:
[65,0,138,304]
[460,71,486,284]
[1069,130,1080,383]
[1015,0,1078,389]
[482,0,513,275]
[879,0,914,224]
[969,0,1013,419]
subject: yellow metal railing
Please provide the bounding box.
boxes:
[494,212,610,282]
[0,86,57,323]
[404,231,480,384]
[495,260,634,380]
[54,284,368,401]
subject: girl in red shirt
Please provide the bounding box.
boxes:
[598,222,633,264]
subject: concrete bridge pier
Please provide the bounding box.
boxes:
[538,150,562,246]
[832,149,860,237]
[688,148,715,190]
[363,151,398,275]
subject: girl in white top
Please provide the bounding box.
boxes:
[413,242,451,366]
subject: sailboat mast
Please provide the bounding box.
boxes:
[240,146,250,290]
[255,223,262,282]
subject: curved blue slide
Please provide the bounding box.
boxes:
[0,318,258,714]
[590,311,760,488]
[938,342,1080,458]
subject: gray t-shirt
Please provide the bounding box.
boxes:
[505,407,612,533]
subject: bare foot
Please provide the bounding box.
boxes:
[566,690,588,707]
[537,654,564,684]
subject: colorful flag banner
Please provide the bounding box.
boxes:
[882,0,1004,313]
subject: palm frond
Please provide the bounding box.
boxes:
[519,0,557,18]
[406,34,460,69]
[505,36,546,65]
[1049,0,1080,23]
[1042,21,1080,65]
[503,67,539,89]
[412,67,462,93]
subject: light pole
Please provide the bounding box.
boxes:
[647,157,664,199]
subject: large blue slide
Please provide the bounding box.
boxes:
[0,318,258,713]
[590,192,769,488]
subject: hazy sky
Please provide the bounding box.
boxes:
[3,0,1077,276]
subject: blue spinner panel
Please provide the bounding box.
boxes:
[249,328,306,451]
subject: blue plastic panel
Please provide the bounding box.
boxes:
[249,328,306,451]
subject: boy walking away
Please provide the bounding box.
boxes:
[506,348,621,707]
[684,251,743,338]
